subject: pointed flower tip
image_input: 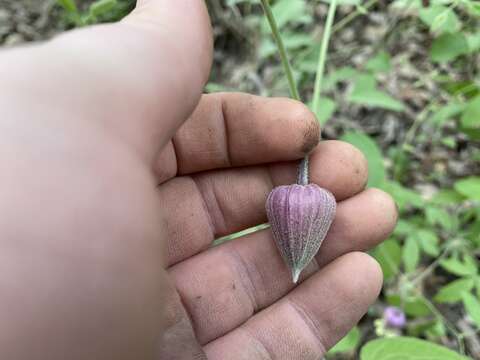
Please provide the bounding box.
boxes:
[292,269,300,284]
[266,183,336,284]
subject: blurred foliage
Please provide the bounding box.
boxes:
[56,0,135,26]
[56,0,480,358]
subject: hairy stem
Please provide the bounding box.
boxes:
[259,0,300,101]
[312,0,338,116]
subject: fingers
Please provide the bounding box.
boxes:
[0,1,212,162]
[168,188,397,344]
[203,253,383,359]
[155,93,320,180]
[159,140,368,265]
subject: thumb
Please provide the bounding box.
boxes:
[0,0,213,162]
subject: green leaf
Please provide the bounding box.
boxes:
[441,256,478,277]
[430,33,469,63]
[328,326,360,354]
[89,0,117,18]
[460,95,480,129]
[57,0,78,13]
[205,82,233,93]
[454,176,480,201]
[372,239,402,280]
[323,66,360,91]
[349,74,405,111]
[403,236,420,273]
[425,205,457,230]
[387,294,431,317]
[360,337,468,359]
[475,277,480,299]
[261,0,308,32]
[309,97,336,125]
[383,181,423,210]
[416,229,440,257]
[434,278,475,304]
[340,132,385,187]
[429,103,465,125]
[419,6,460,34]
[462,292,480,329]
[467,32,480,53]
[322,0,361,4]
[259,33,313,58]
[394,219,417,237]
[465,2,480,17]
[431,189,464,205]
[365,51,391,73]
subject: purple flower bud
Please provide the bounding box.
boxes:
[266,184,336,283]
[383,306,406,329]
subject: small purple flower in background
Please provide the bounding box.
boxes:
[383,306,406,329]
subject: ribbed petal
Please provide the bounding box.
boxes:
[266,184,336,283]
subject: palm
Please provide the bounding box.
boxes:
[156,93,397,359]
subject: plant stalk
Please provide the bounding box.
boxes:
[260,0,312,184]
[259,0,300,101]
[312,0,338,116]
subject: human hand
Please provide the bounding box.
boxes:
[0,1,397,359]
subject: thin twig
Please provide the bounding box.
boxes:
[331,0,379,35]
[409,243,453,286]
[421,296,466,355]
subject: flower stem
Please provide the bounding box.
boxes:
[260,0,312,184]
[297,156,309,185]
[259,0,300,101]
[312,0,338,116]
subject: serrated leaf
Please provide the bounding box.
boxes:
[341,132,385,187]
[328,326,360,354]
[460,95,480,129]
[349,74,405,111]
[360,337,468,360]
[430,33,469,63]
[434,278,475,303]
[462,292,480,329]
[403,236,420,273]
[454,176,480,201]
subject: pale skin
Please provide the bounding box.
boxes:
[0,1,398,359]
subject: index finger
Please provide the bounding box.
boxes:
[155,93,320,181]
